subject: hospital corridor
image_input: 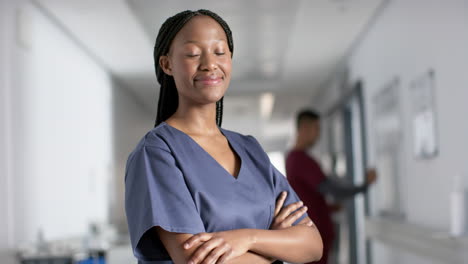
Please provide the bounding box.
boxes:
[1,0,468,263]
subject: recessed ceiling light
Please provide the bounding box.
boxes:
[260,92,275,120]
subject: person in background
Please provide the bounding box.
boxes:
[286,109,377,264]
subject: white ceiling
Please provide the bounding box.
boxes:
[36,0,384,131]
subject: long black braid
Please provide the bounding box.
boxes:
[153,9,234,127]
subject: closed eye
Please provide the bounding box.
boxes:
[186,54,200,58]
[215,52,225,56]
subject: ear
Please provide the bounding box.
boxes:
[159,55,172,76]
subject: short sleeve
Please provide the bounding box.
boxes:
[125,145,206,261]
[271,164,308,225]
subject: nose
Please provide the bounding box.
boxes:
[199,53,217,71]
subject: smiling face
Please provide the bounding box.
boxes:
[159,15,232,106]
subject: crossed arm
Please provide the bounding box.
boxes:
[156,192,323,264]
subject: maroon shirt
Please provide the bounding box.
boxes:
[285,150,335,245]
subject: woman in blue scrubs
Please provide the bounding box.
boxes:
[125,9,323,264]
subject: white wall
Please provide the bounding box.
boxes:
[314,0,468,263]
[1,3,155,260]
[1,0,117,254]
[110,81,153,235]
[349,0,468,229]
[0,1,20,262]
[16,1,114,242]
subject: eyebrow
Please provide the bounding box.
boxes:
[183,39,227,45]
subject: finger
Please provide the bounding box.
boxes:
[217,247,233,264]
[283,206,308,226]
[201,242,230,264]
[184,233,210,249]
[203,243,230,264]
[276,200,303,220]
[189,237,224,264]
[367,173,376,184]
[274,191,287,216]
[298,220,314,227]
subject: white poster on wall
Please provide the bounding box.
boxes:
[409,70,438,159]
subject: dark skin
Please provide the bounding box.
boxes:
[156,15,323,264]
[159,13,237,178]
[155,193,315,264]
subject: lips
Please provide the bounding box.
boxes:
[194,74,223,85]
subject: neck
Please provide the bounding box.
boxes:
[293,137,311,151]
[167,101,219,136]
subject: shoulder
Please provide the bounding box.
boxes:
[134,123,178,151]
[221,128,263,151]
[127,123,175,163]
[286,150,314,165]
[125,124,178,177]
[286,150,321,170]
[222,128,260,147]
[286,150,307,160]
[286,150,314,159]
[221,128,270,163]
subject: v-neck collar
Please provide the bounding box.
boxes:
[161,122,243,181]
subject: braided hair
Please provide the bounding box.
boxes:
[153,9,234,127]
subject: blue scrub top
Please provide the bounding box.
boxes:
[125,122,306,263]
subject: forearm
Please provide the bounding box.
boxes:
[333,184,367,199]
[318,178,368,199]
[226,251,274,264]
[249,225,323,263]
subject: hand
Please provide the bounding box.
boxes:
[270,191,313,230]
[328,202,343,213]
[184,230,252,264]
[366,168,377,185]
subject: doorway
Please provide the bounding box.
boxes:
[323,81,371,264]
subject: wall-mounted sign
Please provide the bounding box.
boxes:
[409,70,438,159]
